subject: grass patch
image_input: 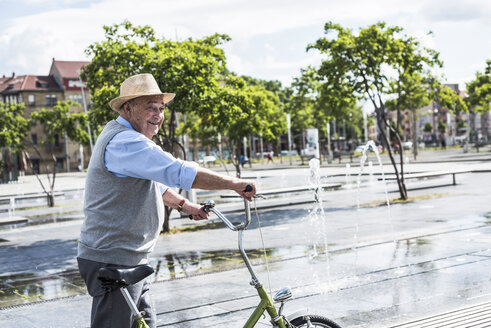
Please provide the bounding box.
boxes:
[361,192,449,207]
[26,209,80,218]
[163,220,227,235]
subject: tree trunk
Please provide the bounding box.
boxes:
[411,109,418,161]
[377,112,408,200]
[163,207,171,233]
[235,145,242,178]
[193,138,199,161]
[47,192,55,207]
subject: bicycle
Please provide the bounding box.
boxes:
[97,199,342,328]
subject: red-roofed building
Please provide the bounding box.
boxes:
[0,59,91,176]
[49,59,90,105]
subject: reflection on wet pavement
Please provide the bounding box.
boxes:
[2,223,489,310]
[0,269,85,308]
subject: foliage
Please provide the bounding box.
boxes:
[386,73,431,113]
[183,75,285,172]
[456,118,466,131]
[0,102,31,152]
[308,21,442,200]
[424,122,433,133]
[430,79,467,114]
[437,120,447,135]
[285,66,362,139]
[28,101,88,207]
[30,101,89,146]
[466,59,491,113]
[81,20,230,149]
[240,75,291,104]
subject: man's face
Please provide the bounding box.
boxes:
[122,95,165,139]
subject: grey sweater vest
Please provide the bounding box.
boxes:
[78,120,165,266]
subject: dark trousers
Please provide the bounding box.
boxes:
[77,257,156,328]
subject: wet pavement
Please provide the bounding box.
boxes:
[0,148,490,327]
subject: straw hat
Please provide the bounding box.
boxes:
[109,73,175,111]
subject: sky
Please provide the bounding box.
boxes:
[1,0,490,93]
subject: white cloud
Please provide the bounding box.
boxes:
[1,0,490,90]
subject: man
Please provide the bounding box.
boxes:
[77,73,256,328]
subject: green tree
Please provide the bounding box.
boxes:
[284,67,318,138]
[437,120,447,134]
[466,59,491,111]
[29,101,88,206]
[82,20,230,154]
[189,75,285,177]
[466,59,491,146]
[309,22,441,200]
[424,122,433,133]
[285,66,362,162]
[0,102,30,182]
[456,118,466,132]
[0,102,30,151]
[386,72,432,160]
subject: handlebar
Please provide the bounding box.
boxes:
[198,184,254,230]
[201,199,251,231]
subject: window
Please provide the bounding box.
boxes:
[45,95,57,106]
[55,157,64,170]
[28,95,35,106]
[54,134,60,148]
[68,94,83,105]
[31,133,37,145]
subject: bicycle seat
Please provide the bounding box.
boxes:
[98,265,154,289]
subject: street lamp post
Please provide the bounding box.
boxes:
[287,113,292,165]
[363,111,368,143]
[326,122,331,163]
[76,71,93,154]
[259,132,264,163]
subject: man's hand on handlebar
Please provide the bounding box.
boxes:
[235,181,256,201]
[183,201,209,221]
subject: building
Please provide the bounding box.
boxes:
[416,84,468,147]
[0,59,90,178]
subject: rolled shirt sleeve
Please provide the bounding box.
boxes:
[105,119,198,192]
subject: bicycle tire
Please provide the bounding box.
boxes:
[289,314,342,328]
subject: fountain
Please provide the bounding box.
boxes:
[356,140,391,212]
[8,197,15,217]
[345,163,352,189]
[306,158,332,291]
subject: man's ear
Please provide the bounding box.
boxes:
[122,102,130,112]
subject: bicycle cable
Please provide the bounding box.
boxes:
[253,198,273,299]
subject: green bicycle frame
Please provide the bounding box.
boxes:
[135,317,149,328]
[244,284,287,328]
[205,199,289,328]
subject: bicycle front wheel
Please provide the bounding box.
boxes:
[289,315,342,328]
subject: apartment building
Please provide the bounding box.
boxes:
[0,59,90,178]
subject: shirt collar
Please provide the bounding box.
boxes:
[116,116,134,130]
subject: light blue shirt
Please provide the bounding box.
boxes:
[104,116,198,195]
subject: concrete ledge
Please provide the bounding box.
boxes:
[220,184,341,199]
[0,216,28,225]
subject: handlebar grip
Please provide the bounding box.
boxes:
[244,185,253,192]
